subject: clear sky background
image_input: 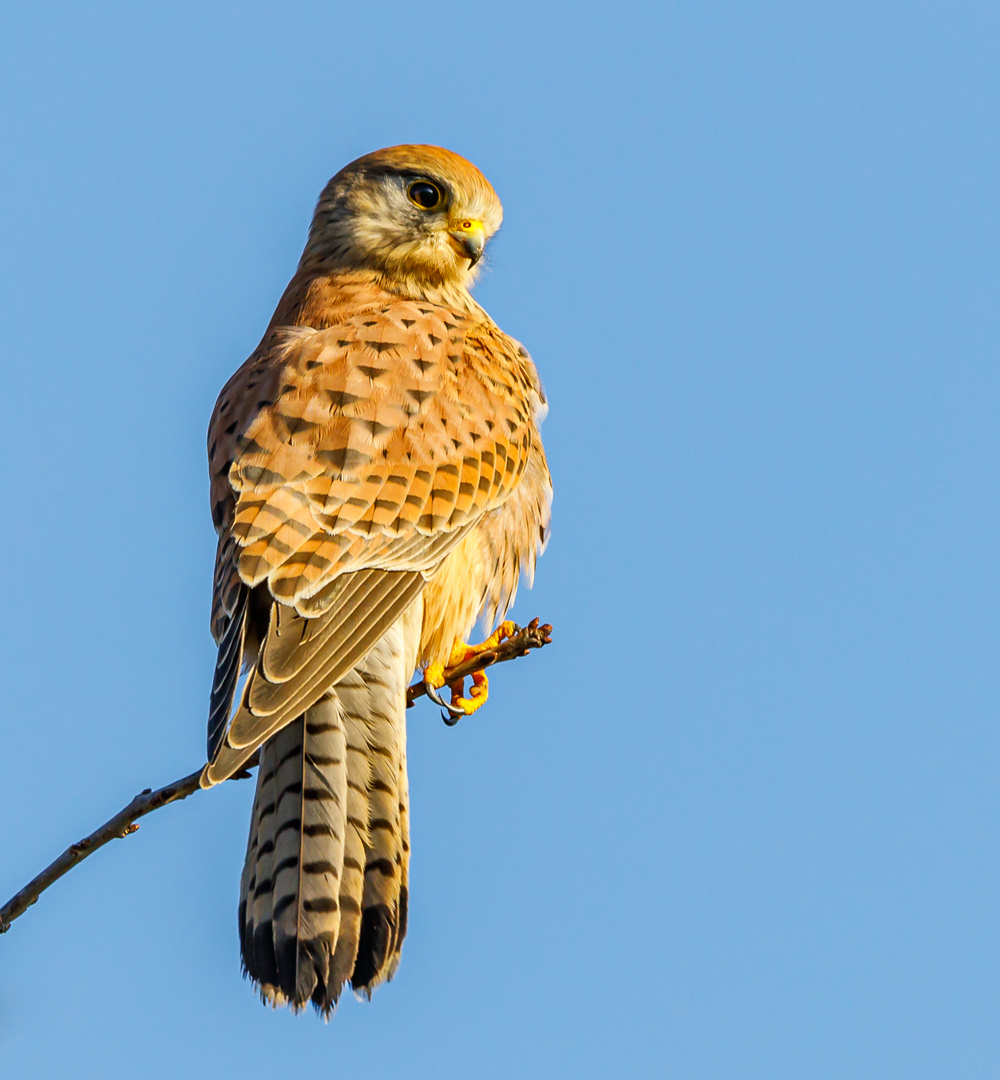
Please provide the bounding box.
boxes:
[2,2,997,1077]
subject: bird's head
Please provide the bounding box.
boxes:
[302,145,503,295]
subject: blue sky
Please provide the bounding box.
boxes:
[2,2,998,1077]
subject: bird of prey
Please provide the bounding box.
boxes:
[200,145,551,1016]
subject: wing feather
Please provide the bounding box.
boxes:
[203,570,424,785]
[204,283,545,782]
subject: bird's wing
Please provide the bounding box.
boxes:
[203,297,540,783]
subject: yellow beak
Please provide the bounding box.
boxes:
[449,219,486,266]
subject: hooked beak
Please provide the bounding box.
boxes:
[449,219,486,266]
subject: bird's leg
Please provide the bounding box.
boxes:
[423,621,517,724]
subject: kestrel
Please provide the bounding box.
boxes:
[201,146,551,1015]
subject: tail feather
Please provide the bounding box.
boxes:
[385,740,411,983]
[324,709,368,1006]
[336,650,410,994]
[238,604,420,1016]
[271,702,347,1006]
[249,744,278,989]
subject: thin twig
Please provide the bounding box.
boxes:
[405,617,553,706]
[0,769,205,934]
[0,618,552,936]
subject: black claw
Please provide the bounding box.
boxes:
[424,683,449,708]
[425,681,465,724]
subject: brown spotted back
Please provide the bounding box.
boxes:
[209,278,541,635]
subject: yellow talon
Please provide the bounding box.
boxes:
[424,661,446,689]
[423,621,517,719]
[479,620,517,656]
[445,620,516,667]
[449,670,491,715]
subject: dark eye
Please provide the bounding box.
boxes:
[408,180,443,210]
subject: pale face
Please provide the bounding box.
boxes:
[305,146,504,290]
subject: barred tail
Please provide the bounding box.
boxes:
[238,607,419,1015]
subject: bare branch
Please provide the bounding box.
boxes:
[406,618,553,707]
[0,618,552,936]
[0,769,205,934]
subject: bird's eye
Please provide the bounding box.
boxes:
[408,181,443,210]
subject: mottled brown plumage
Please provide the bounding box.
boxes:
[202,145,551,1014]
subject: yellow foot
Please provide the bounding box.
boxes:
[445,621,517,669]
[423,621,517,724]
[448,669,490,716]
